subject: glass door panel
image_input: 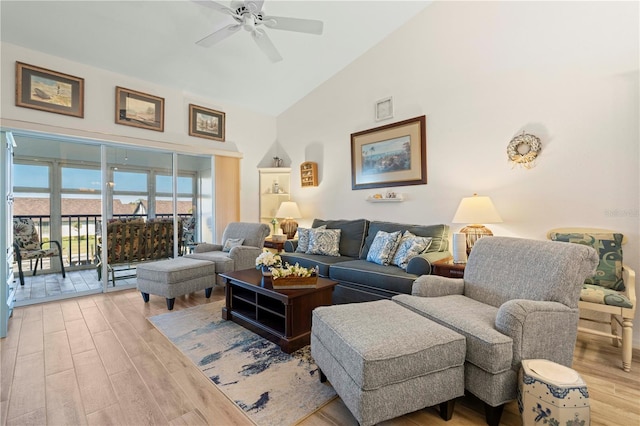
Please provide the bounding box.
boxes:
[13,135,102,304]
[177,154,214,249]
[104,146,173,290]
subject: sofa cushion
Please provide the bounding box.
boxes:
[549,232,625,291]
[296,225,326,253]
[312,218,369,258]
[366,230,402,265]
[329,259,418,295]
[279,253,355,277]
[184,251,235,273]
[393,294,513,374]
[360,222,449,260]
[392,231,433,270]
[307,228,341,256]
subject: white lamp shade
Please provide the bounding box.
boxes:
[276,201,302,219]
[452,194,502,224]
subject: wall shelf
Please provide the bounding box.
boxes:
[258,168,291,234]
[300,162,318,187]
[366,196,404,203]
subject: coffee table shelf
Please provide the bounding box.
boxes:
[221,269,337,353]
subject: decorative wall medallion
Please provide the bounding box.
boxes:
[507,132,541,169]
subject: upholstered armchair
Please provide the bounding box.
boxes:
[186,222,270,284]
[392,236,598,426]
[13,217,66,285]
[548,228,636,372]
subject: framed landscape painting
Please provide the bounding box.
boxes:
[351,115,427,190]
[115,87,164,132]
[189,104,225,141]
[15,62,84,118]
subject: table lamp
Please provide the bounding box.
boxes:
[451,194,503,254]
[276,201,302,239]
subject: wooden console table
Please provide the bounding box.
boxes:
[220,269,337,353]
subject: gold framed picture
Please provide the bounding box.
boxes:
[189,104,225,141]
[115,86,164,132]
[351,115,427,190]
[15,62,84,118]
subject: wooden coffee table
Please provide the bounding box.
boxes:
[220,269,337,353]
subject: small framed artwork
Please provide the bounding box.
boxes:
[115,86,164,132]
[189,104,225,141]
[351,115,427,190]
[15,62,84,118]
[375,96,393,121]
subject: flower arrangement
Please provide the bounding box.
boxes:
[271,263,317,279]
[255,250,282,268]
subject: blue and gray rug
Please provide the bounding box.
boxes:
[148,302,336,426]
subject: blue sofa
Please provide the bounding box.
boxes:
[281,219,451,304]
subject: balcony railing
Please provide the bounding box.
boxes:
[15,214,192,270]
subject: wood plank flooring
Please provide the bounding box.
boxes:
[1,288,639,425]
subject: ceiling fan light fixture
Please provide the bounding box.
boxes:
[243,14,255,31]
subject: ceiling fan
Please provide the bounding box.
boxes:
[192,0,324,63]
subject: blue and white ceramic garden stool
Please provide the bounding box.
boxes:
[518,359,590,426]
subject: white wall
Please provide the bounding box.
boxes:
[276,1,640,346]
[0,41,278,226]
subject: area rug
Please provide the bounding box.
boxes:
[148,302,336,426]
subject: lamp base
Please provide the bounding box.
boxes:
[280,219,299,240]
[460,225,493,255]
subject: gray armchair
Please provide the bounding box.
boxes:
[392,236,598,426]
[186,222,270,284]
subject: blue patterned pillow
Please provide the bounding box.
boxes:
[366,230,402,266]
[550,232,625,291]
[392,231,432,270]
[307,228,341,256]
[295,225,326,253]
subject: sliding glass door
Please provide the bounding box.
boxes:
[7,130,213,305]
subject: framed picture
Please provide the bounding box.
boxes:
[15,62,84,118]
[351,115,427,190]
[115,86,164,132]
[375,96,393,121]
[189,104,225,141]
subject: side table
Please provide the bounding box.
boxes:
[264,237,295,253]
[431,257,466,278]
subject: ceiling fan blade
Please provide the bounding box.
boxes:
[251,28,282,63]
[196,24,241,47]
[262,15,323,35]
[191,0,237,17]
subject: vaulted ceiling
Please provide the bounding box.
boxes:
[1,1,430,116]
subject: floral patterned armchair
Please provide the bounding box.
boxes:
[13,217,66,286]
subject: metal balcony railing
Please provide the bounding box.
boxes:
[14,214,192,270]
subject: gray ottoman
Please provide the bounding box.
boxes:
[136,258,216,310]
[311,300,465,426]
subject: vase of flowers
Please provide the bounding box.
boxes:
[255,251,282,276]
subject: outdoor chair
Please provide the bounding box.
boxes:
[182,215,197,254]
[13,217,66,286]
[548,228,636,372]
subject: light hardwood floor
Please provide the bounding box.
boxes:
[1,288,639,426]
